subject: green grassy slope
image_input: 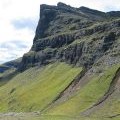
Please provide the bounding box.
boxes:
[0,62,82,112]
[44,64,120,117]
[91,96,120,119]
[90,79,120,118]
[0,62,120,120]
[0,114,88,120]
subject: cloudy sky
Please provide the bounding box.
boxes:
[0,0,120,64]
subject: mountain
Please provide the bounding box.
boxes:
[0,2,120,120]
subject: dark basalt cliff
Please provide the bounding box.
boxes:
[19,2,120,71]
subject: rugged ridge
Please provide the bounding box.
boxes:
[19,3,120,71]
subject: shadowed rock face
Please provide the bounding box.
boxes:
[34,5,57,40]
[19,2,120,71]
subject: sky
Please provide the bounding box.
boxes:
[0,0,120,64]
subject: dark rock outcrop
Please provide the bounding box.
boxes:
[19,3,120,71]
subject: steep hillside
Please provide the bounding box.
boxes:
[0,62,81,112]
[0,2,120,120]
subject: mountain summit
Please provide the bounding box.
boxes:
[20,3,120,71]
[0,2,120,120]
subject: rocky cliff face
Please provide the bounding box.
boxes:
[19,2,120,71]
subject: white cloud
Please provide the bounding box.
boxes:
[0,0,120,64]
[0,0,40,63]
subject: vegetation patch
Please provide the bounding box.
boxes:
[45,64,120,117]
[0,62,82,112]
